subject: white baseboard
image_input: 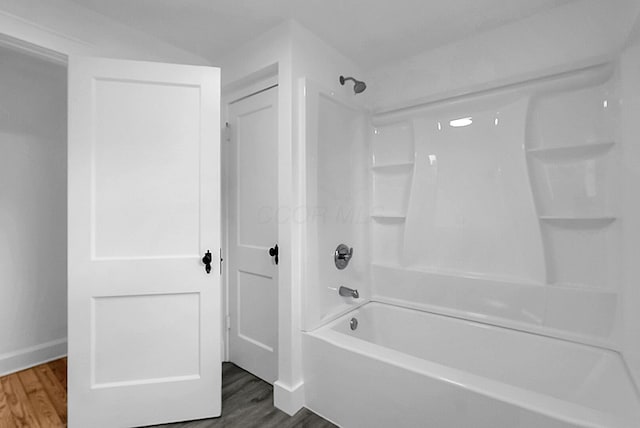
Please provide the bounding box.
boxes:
[274,379,305,416]
[0,338,67,376]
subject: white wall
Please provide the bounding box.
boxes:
[619,20,640,388]
[366,0,640,113]
[0,0,209,64]
[0,46,67,374]
[291,22,370,321]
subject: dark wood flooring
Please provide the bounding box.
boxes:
[149,363,336,428]
[0,358,335,428]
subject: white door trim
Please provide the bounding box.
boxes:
[227,75,278,105]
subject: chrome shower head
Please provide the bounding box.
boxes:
[339,75,367,94]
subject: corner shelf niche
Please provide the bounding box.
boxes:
[371,121,415,267]
[527,140,617,218]
[372,122,414,166]
[371,215,405,266]
[541,218,618,290]
[526,77,619,291]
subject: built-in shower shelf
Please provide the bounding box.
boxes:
[371,213,406,220]
[539,216,616,227]
[527,141,615,161]
[371,161,414,170]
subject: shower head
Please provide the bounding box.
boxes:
[339,75,367,94]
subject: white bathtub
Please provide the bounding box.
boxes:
[303,302,640,428]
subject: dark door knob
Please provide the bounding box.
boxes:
[202,250,212,274]
[268,244,279,265]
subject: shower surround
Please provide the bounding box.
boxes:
[301,59,639,427]
[370,63,621,347]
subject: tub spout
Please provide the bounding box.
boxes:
[339,286,359,299]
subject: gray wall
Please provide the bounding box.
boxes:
[0,46,67,374]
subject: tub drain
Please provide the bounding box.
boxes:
[349,317,358,331]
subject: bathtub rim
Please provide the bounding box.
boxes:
[310,296,625,356]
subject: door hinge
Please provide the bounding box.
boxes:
[223,122,231,142]
[226,315,231,331]
[219,248,223,276]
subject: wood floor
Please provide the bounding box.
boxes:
[0,358,67,427]
[0,359,335,428]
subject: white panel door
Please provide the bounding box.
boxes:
[228,86,278,383]
[67,56,221,428]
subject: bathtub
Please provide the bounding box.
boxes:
[303,302,640,428]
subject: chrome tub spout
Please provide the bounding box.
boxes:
[339,286,359,298]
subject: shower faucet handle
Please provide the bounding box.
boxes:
[334,244,353,270]
[337,246,353,260]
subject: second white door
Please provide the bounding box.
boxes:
[228,86,278,383]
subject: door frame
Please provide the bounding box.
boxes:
[221,59,304,414]
[221,71,279,362]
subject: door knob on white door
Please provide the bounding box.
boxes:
[269,244,279,265]
[202,250,212,274]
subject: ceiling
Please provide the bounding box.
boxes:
[68,0,576,68]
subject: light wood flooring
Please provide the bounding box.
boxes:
[0,358,67,427]
[0,359,335,428]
